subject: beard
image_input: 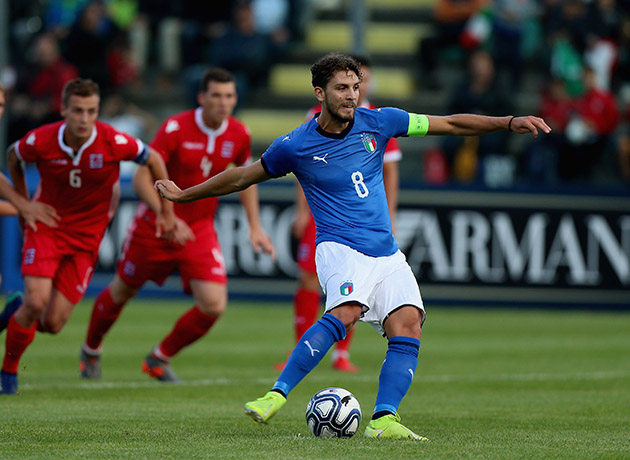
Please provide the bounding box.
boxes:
[324,95,356,123]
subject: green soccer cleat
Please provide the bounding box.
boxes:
[244,391,287,426]
[364,413,429,441]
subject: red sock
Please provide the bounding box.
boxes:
[293,288,321,342]
[336,327,354,353]
[85,287,125,350]
[2,316,37,374]
[158,306,218,359]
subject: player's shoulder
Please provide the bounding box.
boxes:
[227,116,251,137]
[19,121,62,150]
[160,109,195,134]
[266,120,311,155]
[95,120,137,145]
[29,120,63,139]
[358,106,407,125]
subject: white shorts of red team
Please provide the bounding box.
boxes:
[315,241,425,336]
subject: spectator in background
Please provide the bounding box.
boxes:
[442,49,512,183]
[558,66,620,181]
[489,0,540,90]
[8,32,78,142]
[523,77,572,185]
[208,0,288,107]
[64,0,120,94]
[180,0,233,68]
[416,0,487,90]
[129,0,184,74]
[43,0,90,38]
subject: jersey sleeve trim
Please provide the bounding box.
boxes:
[408,113,429,137]
[134,143,149,165]
[13,141,24,162]
[260,156,276,177]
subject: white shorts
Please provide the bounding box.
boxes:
[315,241,425,336]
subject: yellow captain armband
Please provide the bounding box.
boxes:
[407,113,429,137]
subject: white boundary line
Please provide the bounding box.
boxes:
[19,370,630,391]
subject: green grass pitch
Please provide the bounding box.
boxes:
[1,297,629,459]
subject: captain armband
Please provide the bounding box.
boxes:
[407,113,429,137]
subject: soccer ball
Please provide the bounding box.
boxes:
[305,387,362,438]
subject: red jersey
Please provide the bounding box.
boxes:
[574,88,619,135]
[133,108,251,233]
[306,102,402,163]
[16,120,146,250]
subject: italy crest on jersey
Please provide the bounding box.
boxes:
[361,132,377,153]
[340,281,354,296]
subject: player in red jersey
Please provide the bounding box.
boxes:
[79,68,276,382]
[275,55,402,373]
[0,79,175,395]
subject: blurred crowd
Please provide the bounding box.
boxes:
[2,0,307,143]
[1,0,629,189]
[417,0,630,187]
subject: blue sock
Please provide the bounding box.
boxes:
[272,313,346,396]
[373,336,420,416]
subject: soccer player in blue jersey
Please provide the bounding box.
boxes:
[155,53,551,440]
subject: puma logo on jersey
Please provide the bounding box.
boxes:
[114,134,128,145]
[282,135,291,142]
[165,120,180,133]
[26,133,36,145]
[313,153,328,164]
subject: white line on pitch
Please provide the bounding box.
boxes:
[18,370,630,391]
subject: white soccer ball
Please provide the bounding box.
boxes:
[305,387,362,438]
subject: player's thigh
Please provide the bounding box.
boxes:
[363,252,425,337]
[315,242,372,311]
[53,251,97,305]
[22,275,54,316]
[116,236,177,289]
[178,230,227,295]
[109,274,140,304]
[299,269,320,292]
[39,288,77,334]
[190,279,227,316]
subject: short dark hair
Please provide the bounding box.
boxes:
[200,68,236,92]
[62,78,100,106]
[310,53,362,89]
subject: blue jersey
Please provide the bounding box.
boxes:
[261,107,409,257]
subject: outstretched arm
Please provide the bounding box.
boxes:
[423,114,551,137]
[155,159,271,203]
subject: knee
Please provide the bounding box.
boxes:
[40,318,63,334]
[109,278,138,305]
[197,296,227,317]
[384,306,424,340]
[21,297,46,320]
[329,304,362,331]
